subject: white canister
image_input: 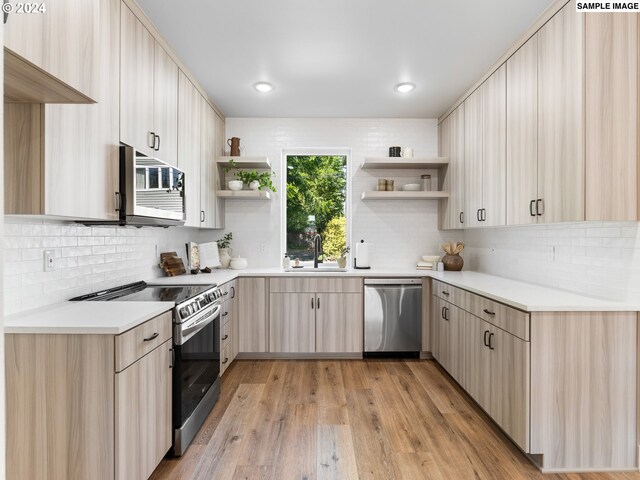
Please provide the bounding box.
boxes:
[402,147,414,158]
[230,257,248,270]
[219,248,232,268]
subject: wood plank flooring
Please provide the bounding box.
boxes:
[150,359,640,480]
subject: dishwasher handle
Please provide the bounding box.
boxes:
[364,278,422,286]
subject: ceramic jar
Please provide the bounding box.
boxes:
[219,248,232,268]
[228,180,243,191]
[442,253,463,271]
[230,257,248,270]
[249,180,260,191]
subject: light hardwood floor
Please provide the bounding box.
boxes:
[150,359,640,480]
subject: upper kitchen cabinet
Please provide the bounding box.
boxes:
[462,65,507,229]
[178,71,203,227]
[120,4,179,163]
[4,0,99,100]
[200,100,223,228]
[585,13,638,221]
[537,2,584,223]
[506,36,538,226]
[5,0,120,220]
[439,104,465,229]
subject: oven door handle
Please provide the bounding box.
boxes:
[178,304,221,345]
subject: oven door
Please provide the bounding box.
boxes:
[173,304,221,430]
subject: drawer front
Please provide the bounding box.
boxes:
[219,280,237,303]
[221,300,232,325]
[270,277,363,293]
[433,280,466,308]
[220,343,232,375]
[115,311,173,372]
[221,320,232,350]
[467,295,529,341]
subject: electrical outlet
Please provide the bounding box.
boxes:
[547,245,555,262]
[260,243,267,253]
[43,250,55,271]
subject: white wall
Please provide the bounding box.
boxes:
[222,118,460,268]
[464,222,640,302]
[3,220,202,315]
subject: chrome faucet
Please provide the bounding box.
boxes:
[313,234,322,268]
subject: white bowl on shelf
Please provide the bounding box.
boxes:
[402,183,421,191]
[228,180,243,191]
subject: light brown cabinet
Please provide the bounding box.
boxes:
[6,311,174,480]
[120,5,179,162]
[115,339,172,480]
[438,104,465,229]
[200,101,222,228]
[238,278,269,353]
[316,293,363,353]
[432,296,463,382]
[464,87,483,228]
[220,279,239,374]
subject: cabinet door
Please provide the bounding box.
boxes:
[115,340,172,480]
[440,105,466,229]
[120,4,155,156]
[432,297,451,372]
[537,2,585,223]
[237,278,268,353]
[464,88,483,228]
[269,293,316,353]
[178,71,203,227]
[316,293,363,353]
[213,113,226,228]
[507,37,538,226]
[462,314,492,413]
[489,327,530,452]
[481,64,507,227]
[153,42,179,166]
[446,303,464,384]
[200,102,218,228]
[431,296,441,361]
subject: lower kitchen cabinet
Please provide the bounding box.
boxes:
[270,293,316,353]
[432,296,463,383]
[237,277,268,353]
[220,279,239,374]
[315,293,363,353]
[6,311,174,480]
[461,312,491,411]
[116,340,172,480]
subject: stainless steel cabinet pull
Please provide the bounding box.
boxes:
[488,333,495,350]
[317,297,320,309]
[441,306,446,319]
[222,357,229,365]
[476,209,481,222]
[483,330,490,347]
[459,211,464,224]
[200,210,205,223]
[222,334,229,340]
[231,286,235,298]
[143,332,159,342]
[483,308,495,316]
[529,200,536,217]
[441,291,450,296]
[481,208,487,221]
[149,131,156,149]
[311,297,314,309]
[222,311,228,317]
[155,134,160,151]
[223,291,229,296]
[536,199,544,216]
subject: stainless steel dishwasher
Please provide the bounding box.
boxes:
[364,278,422,358]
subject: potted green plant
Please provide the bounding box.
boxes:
[338,246,350,269]
[234,169,277,192]
[217,232,233,268]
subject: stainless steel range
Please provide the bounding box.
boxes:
[71,280,223,455]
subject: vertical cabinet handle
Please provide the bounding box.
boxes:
[536,199,544,216]
[488,333,495,350]
[441,306,446,319]
[155,134,160,151]
[200,210,205,223]
[317,297,320,309]
[481,208,486,222]
[231,286,235,298]
[483,330,490,347]
[149,131,156,150]
[476,209,481,222]
[459,211,464,224]
[311,297,315,309]
[529,200,536,217]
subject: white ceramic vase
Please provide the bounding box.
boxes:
[228,180,243,191]
[249,180,260,191]
[219,247,232,268]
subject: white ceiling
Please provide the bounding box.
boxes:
[137,0,554,118]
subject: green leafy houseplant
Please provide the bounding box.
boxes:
[217,232,233,249]
[234,169,277,192]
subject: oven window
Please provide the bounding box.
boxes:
[174,315,220,426]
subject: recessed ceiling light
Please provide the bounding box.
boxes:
[254,82,275,93]
[394,82,415,93]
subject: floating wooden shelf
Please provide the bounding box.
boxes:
[217,156,271,169]
[216,190,272,200]
[361,191,449,200]
[361,157,449,169]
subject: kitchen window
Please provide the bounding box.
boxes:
[284,153,348,265]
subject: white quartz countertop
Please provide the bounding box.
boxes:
[148,268,640,312]
[5,301,174,335]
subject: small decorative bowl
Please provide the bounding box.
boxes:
[228,180,243,191]
[402,183,421,191]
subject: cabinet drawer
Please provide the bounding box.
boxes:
[270,277,363,293]
[219,280,237,303]
[221,320,232,350]
[220,343,232,375]
[221,301,232,325]
[468,295,529,341]
[115,311,172,372]
[433,280,467,307]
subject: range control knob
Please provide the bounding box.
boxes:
[180,307,189,318]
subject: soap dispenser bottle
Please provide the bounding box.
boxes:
[283,253,291,269]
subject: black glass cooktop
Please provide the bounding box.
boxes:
[70,281,212,304]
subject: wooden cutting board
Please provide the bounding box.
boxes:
[159,252,186,277]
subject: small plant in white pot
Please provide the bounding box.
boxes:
[217,232,233,268]
[234,170,278,192]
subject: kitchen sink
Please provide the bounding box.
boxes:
[285,266,348,273]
